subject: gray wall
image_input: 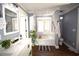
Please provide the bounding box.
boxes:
[62,8,78,48]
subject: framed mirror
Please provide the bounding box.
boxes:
[0,4,3,17]
[4,7,19,35]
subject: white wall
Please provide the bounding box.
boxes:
[29,15,35,31]
[18,7,32,55]
[18,7,27,40]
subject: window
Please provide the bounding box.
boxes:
[37,20,44,32]
[37,17,51,33]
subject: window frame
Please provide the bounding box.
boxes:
[37,16,52,33]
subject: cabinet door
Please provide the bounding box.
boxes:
[62,8,77,48]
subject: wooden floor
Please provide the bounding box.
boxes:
[32,44,79,56]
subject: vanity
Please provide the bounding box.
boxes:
[0,38,32,56]
[0,3,32,56]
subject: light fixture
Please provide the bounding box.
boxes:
[60,17,63,19]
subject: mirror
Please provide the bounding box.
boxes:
[0,4,2,17]
[5,8,18,33]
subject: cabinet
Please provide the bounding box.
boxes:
[0,38,32,56]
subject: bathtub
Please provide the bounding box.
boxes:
[35,33,59,49]
[36,33,55,46]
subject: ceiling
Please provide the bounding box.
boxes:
[18,3,70,14]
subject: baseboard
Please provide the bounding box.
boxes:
[63,42,79,53]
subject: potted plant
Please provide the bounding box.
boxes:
[30,30,37,46]
[0,39,11,49]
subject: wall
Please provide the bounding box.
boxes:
[62,8,78,48]
[18,7,28,40]
[29,15,36,31]
[76,8,79,51]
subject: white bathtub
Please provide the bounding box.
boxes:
[36,34,55,46]
[35,33,59,49]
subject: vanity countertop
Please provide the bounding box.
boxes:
[0,39,31,56]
